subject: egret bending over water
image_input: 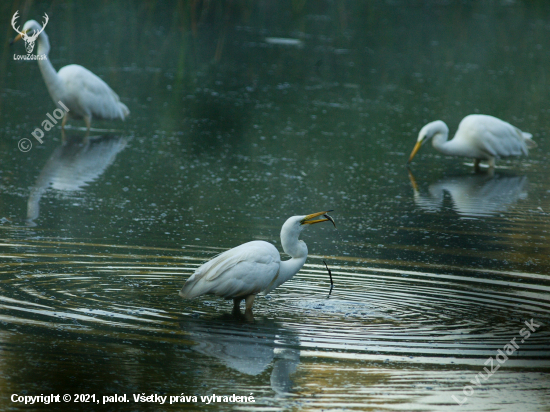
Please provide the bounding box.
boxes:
[11,15,129,133]
[179,211,335,319]
[408,115,536,172]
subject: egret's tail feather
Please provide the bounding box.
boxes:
[523,133,537,149]
[119,102,130,119]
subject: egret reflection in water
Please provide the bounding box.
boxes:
[408,170,528,217]
[27,134,127,223]
[180,316,299,395]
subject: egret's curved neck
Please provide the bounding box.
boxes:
[276,228,308,287]
[279,253,307,284]
[431,131,454,155]
[432,131,473,157]
[35,31,64,102]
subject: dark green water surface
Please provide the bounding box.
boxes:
[1,1,549,411]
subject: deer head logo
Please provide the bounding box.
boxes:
[11,11,49,54]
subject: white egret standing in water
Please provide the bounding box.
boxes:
[408,115,536,171]
[11,15,129,133]
[179,211,335,319]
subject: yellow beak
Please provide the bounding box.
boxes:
[408,140,423,163]
[10,30,28,45]
[301,210,334,226]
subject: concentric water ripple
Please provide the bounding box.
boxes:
[0,236,549,412]
[1,237,548,372]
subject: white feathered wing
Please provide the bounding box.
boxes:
[179,241,281,300]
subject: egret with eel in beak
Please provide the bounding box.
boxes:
[180,211,336,319]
